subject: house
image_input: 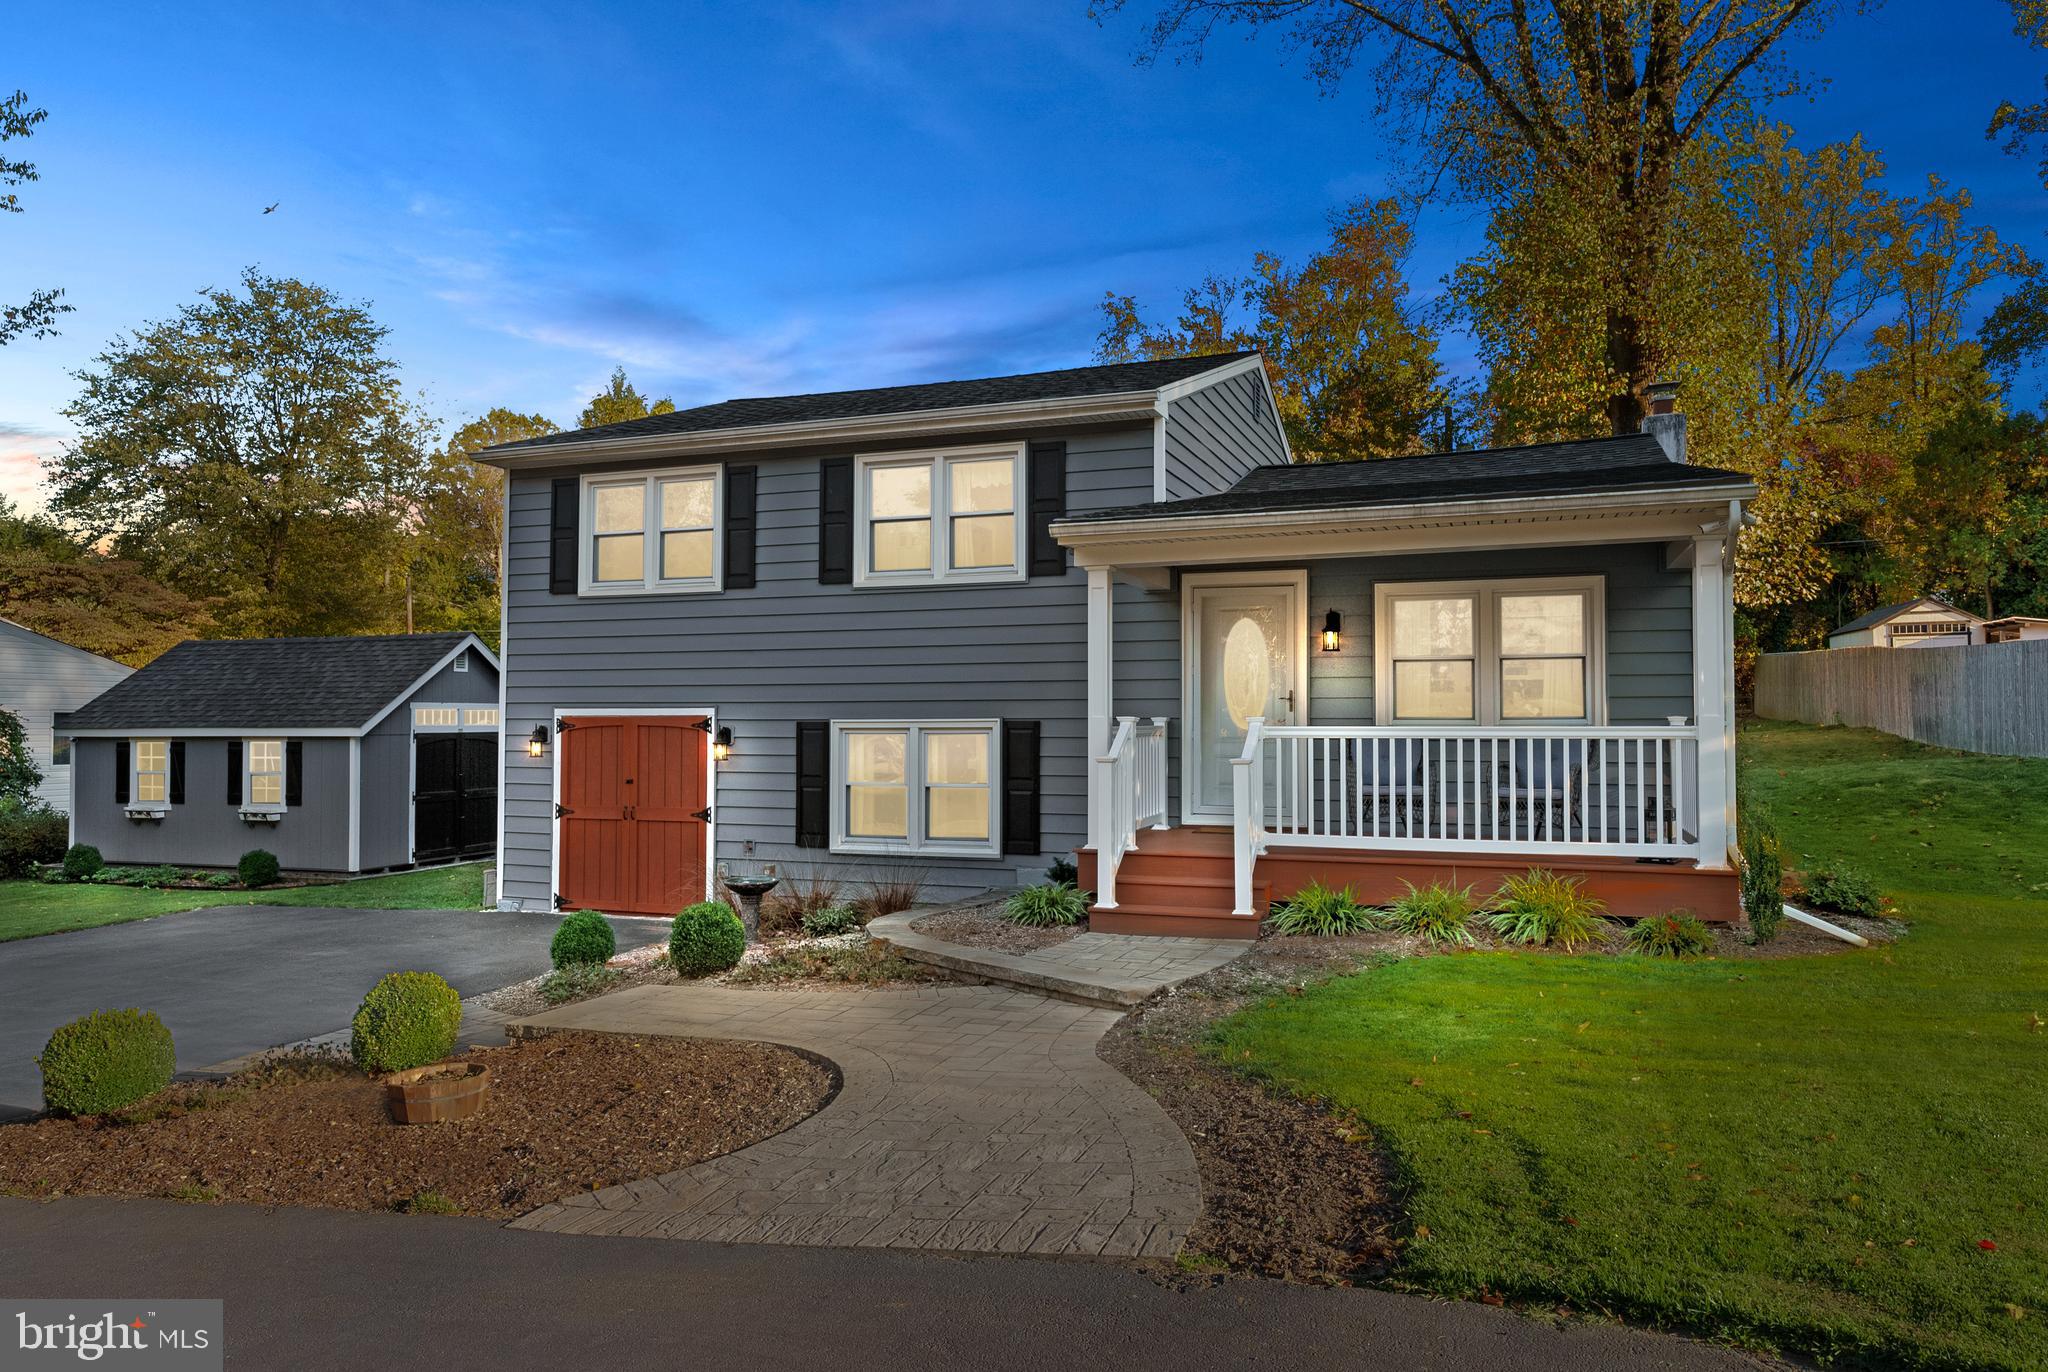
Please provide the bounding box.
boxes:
[477,354,1754,932]
[1983,615,2048,644]
[55,633,500,873]
[1827,597,1983,649]
[0,618,133,814]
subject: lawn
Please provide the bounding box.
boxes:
[1210,719,2048,1370]
[0,862,488,942]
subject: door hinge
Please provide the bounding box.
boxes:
[693,806,713,822]
[557,719,575,732]
[553,893,567,910]
[690,717,713,733]
[554,803,572,818]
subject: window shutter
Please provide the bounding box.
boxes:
[817,457,853,585]
[114,740,129,805]
[725,465,758,590]
[1001,720,1041,856]
[227,740,243,805]
[548,477,579,595]
[285,740,304,807]
[1026,441,1067,577]
[794,721,830,848]
[168,741,185,805]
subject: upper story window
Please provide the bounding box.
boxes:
[581,466,721,595]
[133,739,170,804]
[1375,577,1604,726]
[246,739,285,808]
[855,445,1024,586]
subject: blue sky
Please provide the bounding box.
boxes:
[2,1,2043,514]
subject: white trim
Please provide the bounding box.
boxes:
[1153,353,1266,404]
[1181,571,1309,823]
[495,478,511,909]
[852,443,1027,587]
[1150,411,1167,502]
[347,737,362,872]
[546,707,719,912]
[72,727,358,739]
[1086,566,1114,852]
[358,633,501,736]
[1370,576,1607,727]
[827,718,1003,859]
[578,463,724,597]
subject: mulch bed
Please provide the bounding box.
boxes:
[911,897,1079,953]
[0,1035,835,1218]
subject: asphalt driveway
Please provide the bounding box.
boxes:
[0,905,654,1115]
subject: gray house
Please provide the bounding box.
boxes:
[56,633,500,873]
[479,354,1754,932]
[0,618,133,814]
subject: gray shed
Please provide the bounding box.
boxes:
[55,632,500,873]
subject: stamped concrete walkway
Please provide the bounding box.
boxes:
[867,912,1249,1007]
[508,983,1198,1258]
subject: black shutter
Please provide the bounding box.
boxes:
[794,720,830,848]
[1001,720,1041,856]
[227,740,243,805]
[725,465,758,589]
[168,741,185,805]
[285,740,304,807]
[818,456,853,584]
[548,477,579,595]
[114,739,129,805]
[1026,441,1067,577]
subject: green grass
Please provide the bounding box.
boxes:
[1210,719,2048,1369]
[0,862,488,942]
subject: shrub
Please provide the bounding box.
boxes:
[766,871,841,927]
[800,904,863,937]
[1006,881,1091,927]
[62,843,104,881]
[1800,864,1882,918]
[539,962,622,1005]
[38,1009,177,1117]
[670,901,746,975]
[1045,855,1079,885]
[1267,879,1378,936]
[1383,880,1479,948]
[857,868,926,919]
[238,848,280,888]
[349,971,462,1073]
[131,864,185,889]
[205,871,237,889]
[1739,813,1786,942]
[1487,868,1610,950]
[549,909,616,969]
[0,802,69,878]
[1627,911,1715,958]
[397,1190,462,1215]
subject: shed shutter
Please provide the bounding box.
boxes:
[1001,720,1041,856]
[114,740,129,805]
[817,457,853,584]
[168,741,185,805]
[285,740,304,807]
[227,740,243,805]
[794,721,830,848]
[1026,441,1067,577]
[725,465,758,589]
[548,477,579,595]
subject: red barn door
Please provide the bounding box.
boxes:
[557,715,709,916]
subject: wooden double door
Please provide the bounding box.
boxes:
[557,715,710,916]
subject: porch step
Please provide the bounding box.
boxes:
[1088,904,1264,939]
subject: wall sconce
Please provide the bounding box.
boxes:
[712,726,733,763]
[528,724,549,758]
[1320,609,1342,652]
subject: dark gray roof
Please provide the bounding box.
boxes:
[485,352,1256,453]
[55,633,484,732]
[1830,598,1967,637]
[1060,432,1753,525]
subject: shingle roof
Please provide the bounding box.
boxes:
[1829,597,1973,637]
[484,352,1257,453]
[54,633,485,732]
[1060,432,1753,525]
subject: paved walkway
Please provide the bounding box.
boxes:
[867,912,1249,1006]
[507,983,1198,1258]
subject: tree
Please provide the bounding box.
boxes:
[1097,197,1445,459]
[0,706,39,807]
[46,269,434,638]
[396,408,557,646]
[0,498,210,664]
[0,88,70,346]
[578,367,676,429]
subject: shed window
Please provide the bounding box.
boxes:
[133,739,169,804]
[246,739,285,807]
[414,706,459,728]
[462,707,499,727]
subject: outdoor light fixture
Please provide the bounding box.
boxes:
[1321,609,1342,652]
[713,726,734,762]
[528,724,549,758]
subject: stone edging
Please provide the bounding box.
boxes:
[867,913,1151,1009]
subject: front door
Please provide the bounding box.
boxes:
[1183,573,1306,821]
[557,715,710,916]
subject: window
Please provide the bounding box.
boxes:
[1375,578,1602,725]
[414,706,459,728]
[856,446,1023,585]
[246,739,284,808]
[581,466,721,594]
[132,740,168,804]
[462,706,499,727]
[50,733,71,767]
[831,721,999,856]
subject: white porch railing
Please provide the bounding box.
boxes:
[1093,715,1169,909]
[1231,721,1704,915]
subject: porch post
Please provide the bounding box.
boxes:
[1691,533,1731,868]
[1086,565,1114,858]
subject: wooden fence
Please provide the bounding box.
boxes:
[1754,639,2048,757]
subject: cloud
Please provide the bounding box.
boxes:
[0,422,66,516]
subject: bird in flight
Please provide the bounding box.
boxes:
[263,202,279,214]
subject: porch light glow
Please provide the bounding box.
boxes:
[1321,609,1342,652]
[528,724,548,758]
[713,726,734,762]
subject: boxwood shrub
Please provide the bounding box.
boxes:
[349,971,462,1073]
[38,1009,176,1117]
[550,909,616,968]
[670,901,746,976]
[62,843,105,881]
[238,848,280,888]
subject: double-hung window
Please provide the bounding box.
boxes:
[132,740,169,804]
[246,739,285,808]
[856,445,1023,584]
[582,466,721,594]
[831,721,1000,856]
[1375,578,1603,725]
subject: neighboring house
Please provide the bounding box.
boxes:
[1827,597,1984,649]
[478,354,1754,932]
[55,633,500,873]
[0,618,133,814]
[1983,615,2048,643]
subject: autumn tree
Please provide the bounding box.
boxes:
[396,408,558,646]
[0,499,209,664]
[1,89,70,346]
[578,367,676,428]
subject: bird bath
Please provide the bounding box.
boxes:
[720,867,780,946]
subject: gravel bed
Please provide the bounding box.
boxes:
[910,896,1081,953]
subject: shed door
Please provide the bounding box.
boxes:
[414,735,461,862]
[558,715,709,916]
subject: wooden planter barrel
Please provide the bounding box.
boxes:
[384,1061,490,1124]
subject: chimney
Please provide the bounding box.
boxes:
[1641,379,1686,463]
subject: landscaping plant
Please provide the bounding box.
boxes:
[549,909,616,968]
[670,900,746,975]
[857,868,926,919]
[1739,810,1785,942]
[37,1008,176,1116]
[539,961,622,1005]
[349,971,462,1073]
[1382,880,1479,947]
[799,904,863,937]
[1487,868,1609,950]
[0,801,68,878]
[1005,880,1091,927]
[1799,863,1882,918]
[1266,879,1378,936]
[61,844,104,882]
[1625,910,1715,958]
[1045,855,1079,885]
[237,848,280,888]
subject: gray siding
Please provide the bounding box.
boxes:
[70,736,354,871]
[1162,368,1289,500]
[360,652,502,871]
[0,621,132,814]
